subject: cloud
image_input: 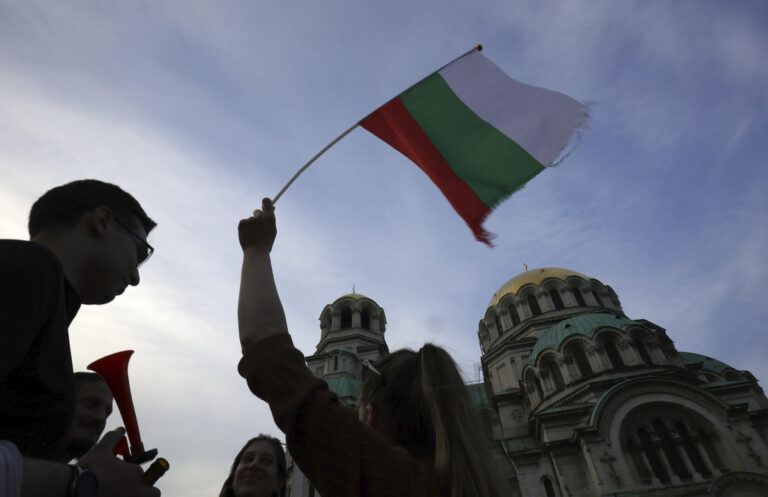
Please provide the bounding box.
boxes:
[2,2,767,495]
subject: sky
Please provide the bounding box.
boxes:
[1,0,767,494]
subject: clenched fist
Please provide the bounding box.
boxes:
[238,198,277,254]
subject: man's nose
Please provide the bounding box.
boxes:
[130,268,140,286]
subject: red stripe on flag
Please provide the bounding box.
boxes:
[362,98,495,245]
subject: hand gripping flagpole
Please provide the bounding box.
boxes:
[271,44,483,204]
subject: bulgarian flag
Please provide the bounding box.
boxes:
[361,47,587,245]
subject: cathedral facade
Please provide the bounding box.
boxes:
[285,268,768,497]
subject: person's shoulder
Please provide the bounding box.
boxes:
[0,240,61,277]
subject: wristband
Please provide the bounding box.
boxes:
[68,465,98,497]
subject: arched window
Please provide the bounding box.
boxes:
[543,477,556,497]
[624,404,723,485]
[527,294,542,316]
[592,290,604,307]
[494,315,503,336]
[549,289,564,310]
[361,308,371,329]
[572,287,586,306]
[508,304,521,326]
[573,347,593,378]
[334,356,339,371]
[547,361,565,391]
[534,376,544,400]
[604,341,624,368]
[676,422,710,477]
[653,420,690,481]
[638,428,670,483]
[634,340,652,365]
[698,429,726,470]
[340,307,352,329]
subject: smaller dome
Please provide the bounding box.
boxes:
[528,312,656,365]
[334,292,372,303]
[488,267,592,308]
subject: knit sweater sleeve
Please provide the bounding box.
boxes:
[238,333,441,497]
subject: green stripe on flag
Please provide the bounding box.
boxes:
[400,74,545,208]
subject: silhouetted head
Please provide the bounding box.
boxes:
[359,343,507,497]
[63,372,114,461]
[29,179,156,304]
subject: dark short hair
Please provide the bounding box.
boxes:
[72,372,109,392]
[219,435,287,497]
[28,179,156,237]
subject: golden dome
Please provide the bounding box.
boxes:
[487,267,592,308]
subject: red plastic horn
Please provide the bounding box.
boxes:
[87,350,157,464]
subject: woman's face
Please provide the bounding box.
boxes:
[232,441,283,497]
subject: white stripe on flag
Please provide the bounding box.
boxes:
[439,51,585,167]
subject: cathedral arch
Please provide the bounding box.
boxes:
[319,307,332,335]
[595,329,626,369]
[526,293,542,316]
[628,328,655,365]
[562,336,596,379]
[541,279,568,311]
[590,376,739,486]
[523,368,543,406]
[589,281,606,307]
[339,305,352,329]
[541,476,557,497]
[564,276,591,307]
[478,322,490,353]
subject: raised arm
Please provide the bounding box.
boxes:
[237,198,288,350]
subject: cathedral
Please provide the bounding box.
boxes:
[285,268,768,497]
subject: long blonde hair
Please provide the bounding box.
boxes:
[360,344,507,497]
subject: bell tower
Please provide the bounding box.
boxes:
[304,291,388,406]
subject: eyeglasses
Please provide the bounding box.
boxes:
[113,218,154,268]
[362,358,382,377]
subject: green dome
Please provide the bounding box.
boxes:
[528,313,656,365]
[678,352,735,375]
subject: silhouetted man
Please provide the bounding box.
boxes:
[0,179,160,497]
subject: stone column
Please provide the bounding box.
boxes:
[331,311,340,331]
[586,345,607,372]
[655,447,682,485]
[694,440,717,476]
[352,309,361,328]
[618,338,643,366]
[674,444,696,481]
[637,450,659,486]
[646,339,667,364]
[539,370,555,396]
[559,357,576,385]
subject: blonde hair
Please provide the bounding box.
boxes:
[360,344,507,497]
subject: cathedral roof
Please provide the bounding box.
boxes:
[678,352,735,375]
[528,312,657,365]
[488,267,592,308]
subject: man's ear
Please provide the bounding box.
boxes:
[365,404,377,429]
[86,206,114,238]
